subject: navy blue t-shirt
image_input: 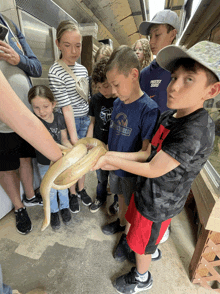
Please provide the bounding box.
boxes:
[108,93,159,177]
[140,59,171,113]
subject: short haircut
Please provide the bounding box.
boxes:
[28,85,55,104]
[105,45,140,76]
[92,57,109,84]
[171,58,218,86]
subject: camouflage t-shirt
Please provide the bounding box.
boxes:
[135,108,215,222]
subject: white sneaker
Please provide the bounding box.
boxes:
[160,226,170,244]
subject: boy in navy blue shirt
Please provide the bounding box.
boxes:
[101,45,160,263]
[93,41,220,294]
[139,9,180,113]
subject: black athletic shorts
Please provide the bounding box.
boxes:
[0,132,36,171]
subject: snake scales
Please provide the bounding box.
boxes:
[40,138,107,231]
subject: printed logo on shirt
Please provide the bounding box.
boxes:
[150,80,162,88]
[100,106,113,125]
[151,124,170,152]
[110,112,132,136]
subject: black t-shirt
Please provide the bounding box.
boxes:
[88,92,116,144]
[135,108,215,222]
[36,112,66,165]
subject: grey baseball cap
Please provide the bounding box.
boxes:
[139,9,180,35]
[156,41,220,81]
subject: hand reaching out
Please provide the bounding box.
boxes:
[92,152,118,171]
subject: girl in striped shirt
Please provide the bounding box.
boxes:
[48,20,92,214]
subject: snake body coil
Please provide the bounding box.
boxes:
[40,138,107,231]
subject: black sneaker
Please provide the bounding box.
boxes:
[60,208,71,225]
[51,212,60,230]
[77,189,92,206]
[128,248,162,264]
[69,194,80,213]
[102,218,125,235]
[90,199,104,213]
[14,207,32,235]
[113,267,153,294]
[114,233,131,262]
[23,192,43,207]
[108,196,119,216]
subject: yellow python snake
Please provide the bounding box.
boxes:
[40,138,107,231]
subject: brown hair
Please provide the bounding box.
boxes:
[28,85,55,104]
[94,44,113,63]
[56,20,80,42]
[92,57,109,84]
[171,58,218,86]
[132,38,153,70]
[105,45,140,76]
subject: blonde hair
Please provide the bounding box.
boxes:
[56,20,81,59]
[132,38,153,70]
[94,44,113,63]
[56,20,80,42]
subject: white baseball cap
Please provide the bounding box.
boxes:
[139,9,180,36]
[156,41,220,81]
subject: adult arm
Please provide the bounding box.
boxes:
[0,71,62,161]
[11,22,42,77]
[0,31,42,77]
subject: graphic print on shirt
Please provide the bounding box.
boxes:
[100,106,113,125]
[151,124,170,152]
[150,80,162,88]
[110,112,132,136]
[49,127,60,142]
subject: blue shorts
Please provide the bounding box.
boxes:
[75,116,90,139]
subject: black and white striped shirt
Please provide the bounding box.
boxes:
[48,61,90,117]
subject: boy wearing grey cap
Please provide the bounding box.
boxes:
[92,41,220,293]
[139,9,180,113]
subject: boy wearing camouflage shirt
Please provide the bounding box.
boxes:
[92,41,220,294]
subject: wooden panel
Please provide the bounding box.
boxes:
[191,169,220,232]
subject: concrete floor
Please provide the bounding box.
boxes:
[0,171,215,294]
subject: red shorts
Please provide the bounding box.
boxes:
[125,193,171,255]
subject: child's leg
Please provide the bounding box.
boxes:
[58,189,70,210]
[118,194,128,226]
[38,163,60,230]
[136,252,151,274]
[90,169,109,212]
[77,176,92,206]
[58,189,72,225]
[69,183,80,213]
[96,169,109,203]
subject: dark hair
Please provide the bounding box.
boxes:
[171,58,218,86]
[105,45,140,76]
[92,57,109,84]
[28,85,55,104]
